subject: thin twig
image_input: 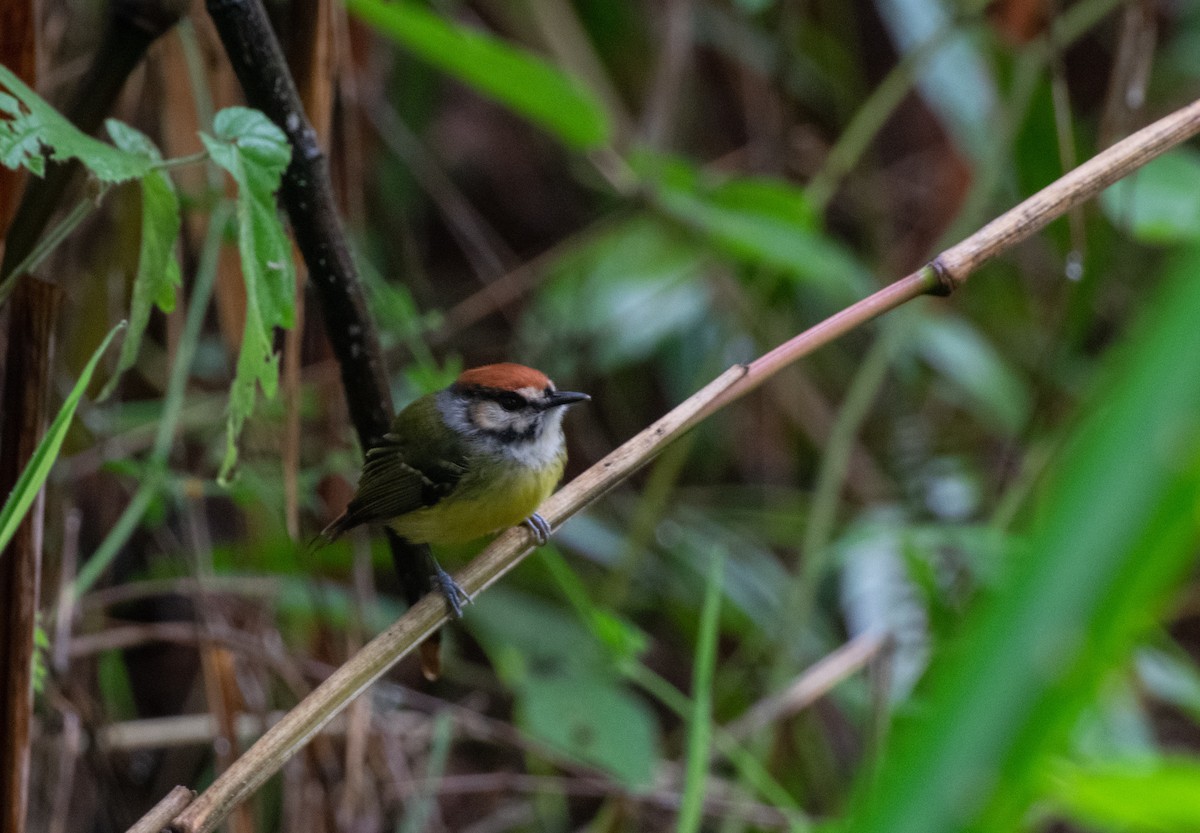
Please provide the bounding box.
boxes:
[934,100,1200,285]
[45,710,81,833]
[0,188,105,306]
[154,94,1200,833]
[432,216,625,344]
[725,632,889,740]
[127,787,195,833]
[361,95,515,281]
[640,0,694,149]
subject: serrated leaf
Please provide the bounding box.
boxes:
[346,0,611,150]
[0,65,152,182]
[200,107,294,481]
[209,107,292,177]
[0,88,45,175]
[105,118,161,159]
[100,122,182,400]
[0,322,125,557]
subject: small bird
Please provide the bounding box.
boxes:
[321,363,589,616]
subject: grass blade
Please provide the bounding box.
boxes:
[678,551,724,833]
[0,321,124,555]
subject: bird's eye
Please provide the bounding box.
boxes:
[496,392,524,412]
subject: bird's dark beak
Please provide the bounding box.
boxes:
[545,390,590,409]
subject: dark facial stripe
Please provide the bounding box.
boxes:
[486,413,543,444]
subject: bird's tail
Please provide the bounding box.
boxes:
[306,511,350,554]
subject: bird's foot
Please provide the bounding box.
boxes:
[523,512,552,546]
[431,564,472,619]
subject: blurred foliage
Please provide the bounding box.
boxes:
[5,1,1200,832]
[1046,757,1200,832]
[470,585,660,788]
[347,0,612,150]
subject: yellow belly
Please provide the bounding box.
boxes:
[387,462,562,545]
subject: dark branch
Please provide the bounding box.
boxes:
[0,278,62,833]
[204,0,442,630]
[204,0,394,449]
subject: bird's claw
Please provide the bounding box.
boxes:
[524,513,552,546]
[431,565,472,618]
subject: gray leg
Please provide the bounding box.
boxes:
[523,513,552,545]
[426,551,472,618]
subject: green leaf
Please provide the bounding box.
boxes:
[0,65,152,182]
[100,121,182,399]
[518,675,659,789]
[521,216,712,373]
[679,554,723,833]
[911,312,1032,435]
[633,151,868,300]
[0,322,125,556]
[840,242,1200,833]
[205,107,292,182]
[200,107,294,482]
[97,648,138,720]
[469,587,660,787]
[345,0,611,150]
[103,118,161,159]
[1102,148,1200,244]
[1047,758,1200,832]
[32,624,49,694]
[0,90,44,175]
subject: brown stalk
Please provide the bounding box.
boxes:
[281,0,335,542]
[0,0,35,243]
[127,787,195,833]
[0,278,62,833]
[723,631,888,740]
[0,17,38,828]
[146,96,1200,833]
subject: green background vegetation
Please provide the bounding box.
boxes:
[4,1,1200,831]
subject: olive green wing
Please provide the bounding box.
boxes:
[324,395,468,537]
